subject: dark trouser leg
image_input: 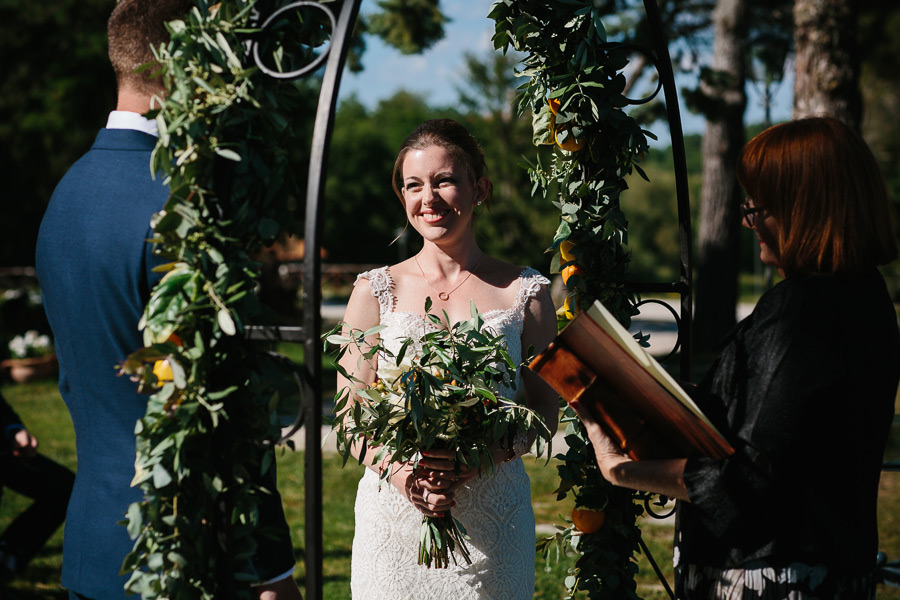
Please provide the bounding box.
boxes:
[0,453,74,572]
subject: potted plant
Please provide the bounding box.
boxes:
[2,330,57,383]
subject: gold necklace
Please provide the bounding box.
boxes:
[414,254,481,302]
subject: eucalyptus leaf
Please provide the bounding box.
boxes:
[151,463,173,489]
[217,308,236,335]
[213,147,242,162]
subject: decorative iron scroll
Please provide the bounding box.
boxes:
[617,0,694,383]
[251,1,337,79]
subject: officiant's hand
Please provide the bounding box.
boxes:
[568,399,630,479]
[570,398,690,501]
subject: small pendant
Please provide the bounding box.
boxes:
[438,292,450,301]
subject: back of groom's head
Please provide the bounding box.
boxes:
[107,0,194,97]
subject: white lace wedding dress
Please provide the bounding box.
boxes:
[349,265,549,600]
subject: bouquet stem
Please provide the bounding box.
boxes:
[418,513,471,568]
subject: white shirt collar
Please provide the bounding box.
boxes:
[106,111,158,137]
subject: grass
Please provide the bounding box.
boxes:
[2,379,900,599]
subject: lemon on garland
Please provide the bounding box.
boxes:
[547,98,585,151]
[152,359,173,382]
[572,506,607,533]
[555,126,585,152]
[559,239,576,262]
[561,263,584,287]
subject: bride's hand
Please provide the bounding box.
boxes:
[390,450,460,517]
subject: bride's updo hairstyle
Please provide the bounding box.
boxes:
[392,118,494,208]
[737,117,897,276]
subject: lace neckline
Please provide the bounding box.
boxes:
[378,266,535,321]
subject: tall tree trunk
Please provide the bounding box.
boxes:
[694,0,749,354]
[793,0,862,130]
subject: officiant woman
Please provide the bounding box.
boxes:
[571,116,900,599]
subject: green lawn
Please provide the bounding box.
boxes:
[2,379,900,599]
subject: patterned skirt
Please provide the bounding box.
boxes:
[675,562,875,599]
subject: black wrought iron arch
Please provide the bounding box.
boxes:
[245,1,362,598]
[247,1,692,598]
[623,0,695,382]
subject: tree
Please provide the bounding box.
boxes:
[691,0,749,352]
[793,0,862,130]
[365,0,447,55]
[858,0,900,293]
[0,0,114,267]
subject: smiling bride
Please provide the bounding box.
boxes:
[337,119,559,599]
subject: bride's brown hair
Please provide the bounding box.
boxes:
[391,119,494,208]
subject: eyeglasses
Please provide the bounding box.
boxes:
[740,199,767,228]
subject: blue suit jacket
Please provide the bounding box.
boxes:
[37,129,294,598]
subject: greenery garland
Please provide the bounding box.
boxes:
[491,1,653,598]
[117,1,310,597]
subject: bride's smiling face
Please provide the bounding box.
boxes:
[401,145,488,245]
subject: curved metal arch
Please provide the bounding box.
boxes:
[622,0,694,383]
[299,3,362,598]
[245,1,692,599]
[244,1,362,598]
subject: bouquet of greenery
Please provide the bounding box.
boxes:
[327,299,550,568]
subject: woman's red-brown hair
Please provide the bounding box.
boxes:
[737,117,897,276]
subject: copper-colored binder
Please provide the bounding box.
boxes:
[529,302,733,461]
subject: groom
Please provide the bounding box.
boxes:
[36,1,301,598]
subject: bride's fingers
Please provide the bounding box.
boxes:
[422,468,457,483]
[416,457,456,473]
[414,487,454,517]
[421,449,455,460]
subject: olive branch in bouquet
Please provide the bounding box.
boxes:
[325,298,551,567]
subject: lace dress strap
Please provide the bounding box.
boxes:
[512,267,550,317]
[355,266,394,319]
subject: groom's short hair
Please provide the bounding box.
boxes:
[107,0,193,97]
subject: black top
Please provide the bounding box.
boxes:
[679,269,900,576]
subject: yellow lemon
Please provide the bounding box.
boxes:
[153,359,173,382]
[555,126,585,152]
[559,240,576,263]
[548,97,561,115]
[561,264,584,287]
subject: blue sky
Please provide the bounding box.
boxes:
[337,0,793,145]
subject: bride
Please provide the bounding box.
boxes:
[338,119,559,599]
